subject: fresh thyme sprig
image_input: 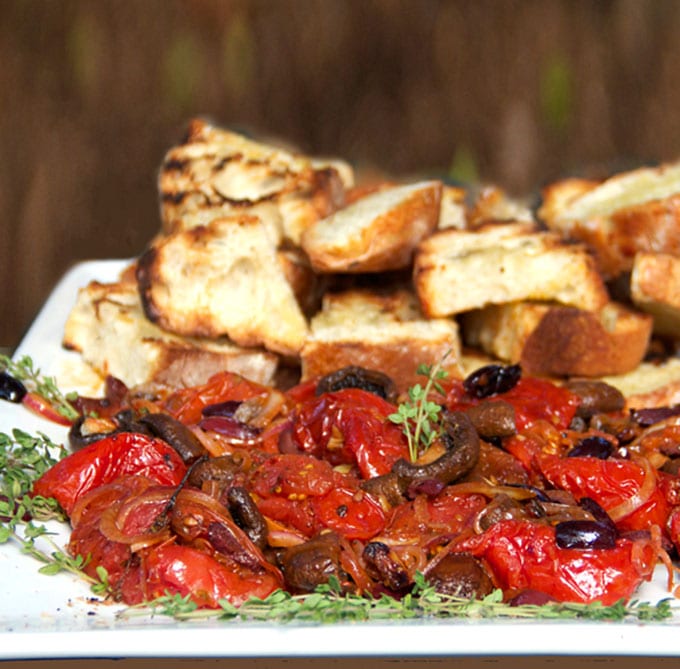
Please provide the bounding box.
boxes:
[121,573,674,624]
[0,429,110,596]
[0,354,79,422]
[388,352,451,462]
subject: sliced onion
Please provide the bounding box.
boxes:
[446,481,536,501]
[607,457,657,522]
[98,487,174,546]
[262,516,307,547]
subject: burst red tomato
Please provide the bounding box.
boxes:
[32,432,187,515]
[290,388,409,478]
[312,487,386,540]
[538,454,670,533]
[163,371,274,425]
[445,376,580,432]
[453,519,657,605]
[126,543,282,608]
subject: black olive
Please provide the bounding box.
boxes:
[463,364,521,399]
[315,366,397,402]
[202,400,242,417]
[555,519,617,549]
[0,371,27,403]
[567,436,614,460]
[631,405,680,427]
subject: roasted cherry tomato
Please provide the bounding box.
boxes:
[445,377,580,432]
[453,519,657,605]
[312,487,386,540]
[383,490,487,545]
[163,371,274,425]
[32,432,187,515]
[128,543,282,608]
[538,454,670,533]
[290,388,409,478]
[249,453,340,499]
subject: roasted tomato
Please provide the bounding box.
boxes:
[453,519,657,605]
[163,371,275,425]
[289,388,409,478]
[312,487,387,540]
[538,454,671,533]
[32,432,187,515]
[445,376,580,432]
[126,543,282,608]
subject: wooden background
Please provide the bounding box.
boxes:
[3,0,680,350]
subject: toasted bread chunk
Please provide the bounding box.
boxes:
[462,301,652,377]
[300,180,442,273]
[300,288,462,391]
[599,357,680,409]
[438,184,468,229]
[631,252,680,337]
[63,275,278,388]
[467,186,535,227]
[158,118,351,245]
[137,216,309,356]
[413,221,609,318]
[539,162,680,279]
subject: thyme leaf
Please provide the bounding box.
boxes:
[388,352,451,462]
[121,573,673,623]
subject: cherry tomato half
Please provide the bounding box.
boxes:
[290,388,409,478]
[32,432,187,515]
[454,519,657,605]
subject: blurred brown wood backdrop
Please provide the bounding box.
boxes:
[3,0,680,350]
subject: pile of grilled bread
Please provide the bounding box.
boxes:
[63,118,680,408]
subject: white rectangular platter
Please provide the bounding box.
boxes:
[0,260,679,660]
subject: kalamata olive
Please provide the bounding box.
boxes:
[508,589,556,606]
[198,415,261,441]
[202,400,242,417]
[578,497,618,533]
[315,366,397,402]
[0,371,27,403]
[555,519,617,549]
[567,436,614,460]
[631,405,680,427]
[463,364,521,399]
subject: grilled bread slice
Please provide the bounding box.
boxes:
[63,274,278,388]
[414,221,609,318]
[462,301,653,378]
[137,216,309,356]
[300,180,443,273]
[158,118,351,245]
[300,287,462,391]
[538,161,680,279]
[630,252,680,337]
[599,356,680,410]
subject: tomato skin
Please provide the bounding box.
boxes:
[384,491,487,545]
[132,544,281,608]
[291,388,409,478]
[454,520,656,605]
[312,487,387,540]
[445,377,580,432]
[164,371,272,425]
[32,433,187,515]
[538,455,670,533]
[249,453,340,499]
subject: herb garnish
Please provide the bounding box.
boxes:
[388,352,451,462]
[0,354,79,422]
[121,573,673,623]
[0,429,109,595]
